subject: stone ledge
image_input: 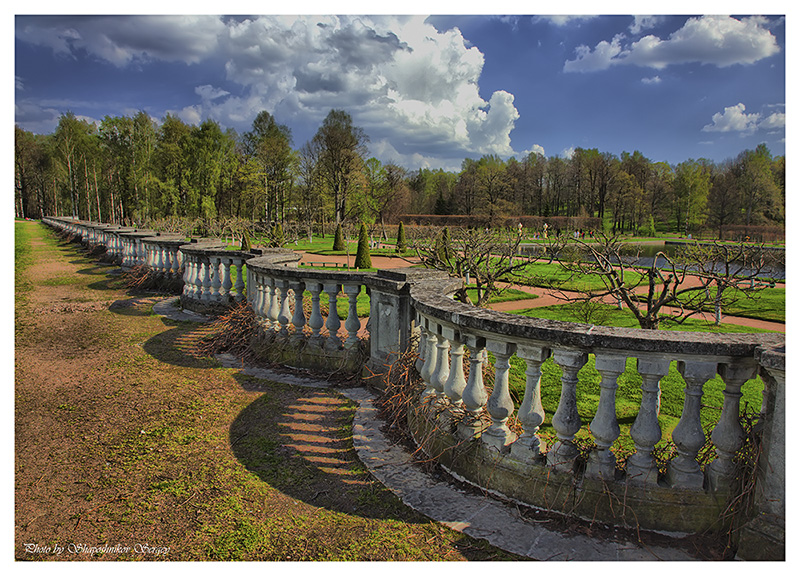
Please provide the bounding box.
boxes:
[408,403,735,536]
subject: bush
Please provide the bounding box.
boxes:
[396,221,407,252]
[354,222,372,269]
[332,223,345,251]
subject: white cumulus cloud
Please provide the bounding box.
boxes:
[759,111,785,132]
[702,103,760,133]
[629,16,663,35]
[565,15,780,72]
[15,14,539,168]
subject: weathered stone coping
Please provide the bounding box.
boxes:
[409,278,782,360]
[179,244,255,258]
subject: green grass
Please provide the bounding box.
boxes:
[493,352,764,461]
[668,286,785,323]
[512,261,646,292]
[465,286,536,306]
[510,302,777,333]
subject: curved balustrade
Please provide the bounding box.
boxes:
[244,254,373,371]
[40,216,785,556]
[407,277,784,536]
[179,244,255,312]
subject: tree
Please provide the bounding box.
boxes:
[706,162,741,240]
[312,109,368,224]
[15,126,50,219]
[736,144,783,225]
[546,234,779,329]
[396,221,407,252]
[242,110,294,224]
[296,140,324,239]
[354,222,372,269]
[53,112,95,219]
[476,154,509,221]
[677,241,783,324]
[412,227,536,307]
[332,223,346,251]
[673,159,711,235]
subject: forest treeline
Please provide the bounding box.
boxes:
[15,109,785,239]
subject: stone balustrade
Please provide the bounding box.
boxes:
[408,279,784,537]
[40,216,785,558]
[180,244,255,313]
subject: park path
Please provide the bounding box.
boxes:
[296,250,785,333]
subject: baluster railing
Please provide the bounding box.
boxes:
[667,361,717,489]
[509,345,550,461]
[627,357,671,484]
[586,354,627,479]
[483,340,517,450]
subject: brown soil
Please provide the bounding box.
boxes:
[14,222,521,561]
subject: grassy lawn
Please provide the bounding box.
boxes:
[14,221,519,561]
[511,261,646,292]
[466,286,536,306]
[483,299,769,464]
[496,352,764,462]
[667,286,785,323]
[511,302,777,333]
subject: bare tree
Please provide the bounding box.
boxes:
[676,241,783,325]
[544,234,782,329]
[411,226,536,307]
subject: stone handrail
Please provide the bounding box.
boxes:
[179,243,254,313]
[407,275,784,535]
[40,216,785,558]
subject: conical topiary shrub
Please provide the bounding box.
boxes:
[396,221,407,253]
[437,227,451,262]
[354,222,372,269]
[332,223,345,251]
[240,228,252,251]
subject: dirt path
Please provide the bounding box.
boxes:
[14,221,516,561]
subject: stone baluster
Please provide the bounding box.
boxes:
[547,349,588,472]
[137,239,146,265]
[220,258,233,300]
[192,256,204,300]
[156,244,165,274]
[667,360,718,489]
[626,358,671,484]
[171,247,181,277]
[442,327,467,406]
[587,354,628,479]
[419,321,439,399]
[162,246,172,276]
[306,282,325,345]
[510,345,550,461]
[233,260,245,301]
[252,272,267,325]
[431,332,451,401]
[199,255,213,302]
[343,284,362,348]
[323,283,342,350]
[415,314,426,372]
[209,256,222,302]
[457,334,488,439]
[278,280,292,337]
[708,361,758,490]
[181,256,193,298]
[483,340,517,450]
[267,277,282,331]
[290,280,306,341]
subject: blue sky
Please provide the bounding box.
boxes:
[13,3,788,171]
